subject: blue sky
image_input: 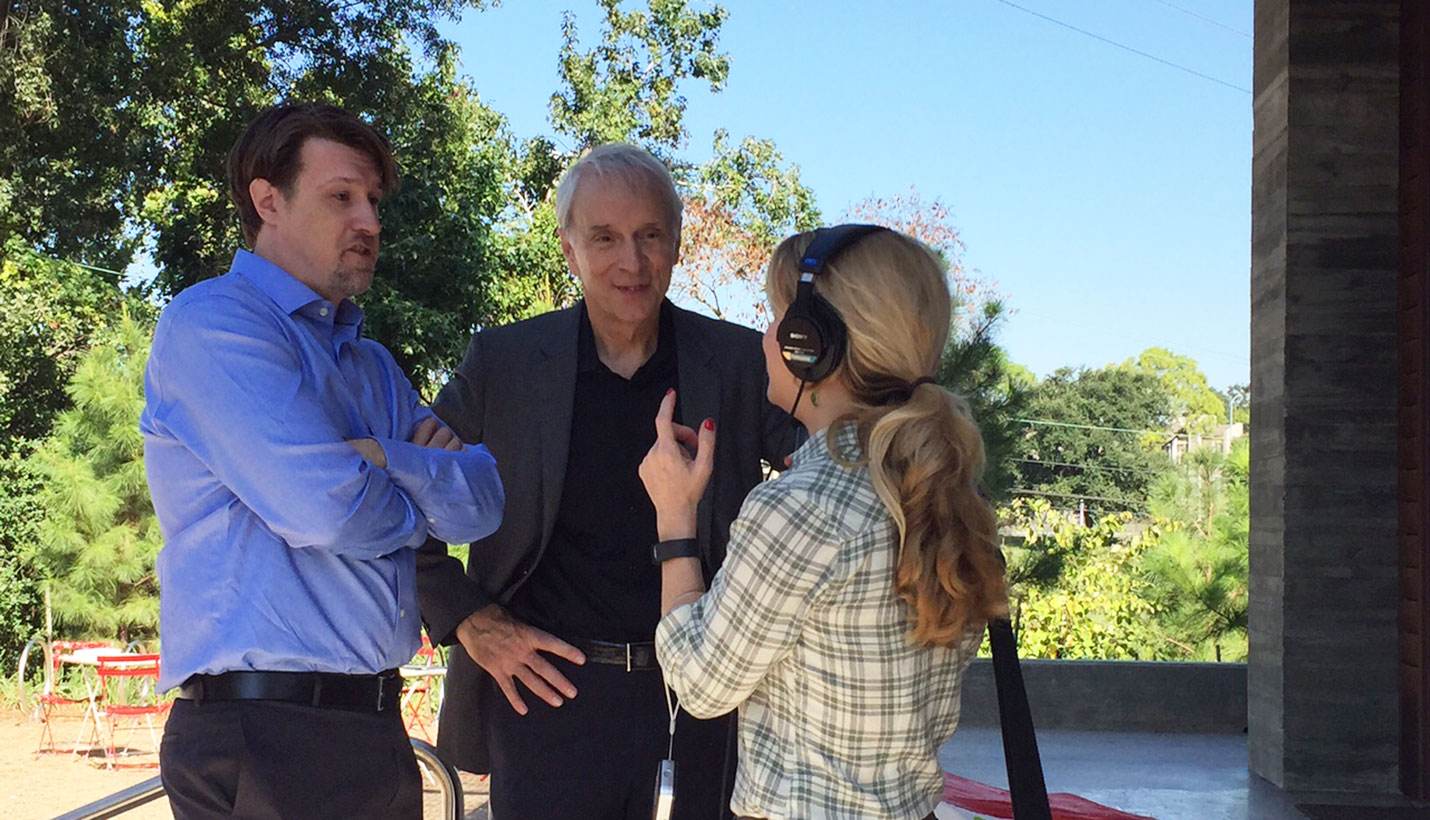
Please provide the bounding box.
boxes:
[441,0,1252,390]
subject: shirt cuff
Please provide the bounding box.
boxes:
[654,602,699,683]
[377,438,504,545]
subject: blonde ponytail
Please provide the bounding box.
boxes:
[767,230,1008,647]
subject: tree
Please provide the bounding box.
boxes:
[1124,348,1225,435]
[938,303,1029,500]
[845,187,997,340]
[27,313,161,644]
[1142,439,1249,661]
[1,1,484,276]
[549,0,729,152]
[672,131,822,326]
[0,240,137,667]
[1000,498,1171,661]
[1013,365,1173,517]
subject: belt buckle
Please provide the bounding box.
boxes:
[625,643,632,673]
[376,674,388,712]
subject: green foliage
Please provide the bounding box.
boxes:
[0,240,139,668]
[0,240,131,451]
[27,314,161,644]
[0,454,43,671]
[1013,365,1173,516]
[939,302,1029,501]
[1124,347,1225,435]
[1001,499,1170,660]
[1142,439,1249,661]
[1,0,481,278]
[550,0,729,151]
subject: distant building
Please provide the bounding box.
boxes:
[1163,422,1245,463]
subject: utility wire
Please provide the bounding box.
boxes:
[1013,457,1163,476]
[1015,417,1167,436]
[991,0,1251,95]
[16,251,126,278]
[1151,0,1252,39]
[1008,487,1145,509]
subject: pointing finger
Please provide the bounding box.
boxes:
[653,388,677,442]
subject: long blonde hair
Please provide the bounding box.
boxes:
[766,229,1008,647]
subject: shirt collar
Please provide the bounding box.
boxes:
[229,249,365,332]
[789,420,864,469]
[576,299,677,376]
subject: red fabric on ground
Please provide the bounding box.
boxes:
[943,773,1159,820]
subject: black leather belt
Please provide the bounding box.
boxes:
[574,639,659,672]
[175,669,403,713]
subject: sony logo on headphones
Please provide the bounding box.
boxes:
[786,332,810,341]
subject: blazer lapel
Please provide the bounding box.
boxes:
[673,306,722,557]
[533,307,580,549]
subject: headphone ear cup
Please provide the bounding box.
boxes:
[777,291,845,383]
[802,293,845,382]
[777,308,825,381]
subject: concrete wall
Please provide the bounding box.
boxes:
[1249,0,1401,794]
[957,660,1247,734]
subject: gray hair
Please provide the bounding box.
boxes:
[554,143,683,243]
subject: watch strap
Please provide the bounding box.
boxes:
[652,537,700,565]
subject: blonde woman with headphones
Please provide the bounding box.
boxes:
[640,225,1009,820]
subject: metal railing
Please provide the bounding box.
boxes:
[50,737,464,820]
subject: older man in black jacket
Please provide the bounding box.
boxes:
[417,143,798,820]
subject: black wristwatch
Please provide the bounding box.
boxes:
[652,538,700,565]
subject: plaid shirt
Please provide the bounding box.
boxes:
[656,423,984,820]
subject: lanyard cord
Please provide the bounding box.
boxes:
[663,677,679,758]
[764,378,809,481]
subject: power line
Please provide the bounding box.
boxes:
[990,0,1251,95]
[1012,457,1163,476]
[1151,0,1252,39]
[1008,487,1145,509]
[1015,417,1167,436]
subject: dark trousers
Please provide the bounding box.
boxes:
[160,698,422,820]
[482,656,736,820]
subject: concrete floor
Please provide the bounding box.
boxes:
[939,728,1430,820]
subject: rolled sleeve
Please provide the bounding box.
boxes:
[380,439,505,545]
[654,483,844,719]
[144,295,426,559]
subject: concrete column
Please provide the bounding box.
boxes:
[1249,0,1401,794]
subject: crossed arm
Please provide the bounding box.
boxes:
[146,296,502,557]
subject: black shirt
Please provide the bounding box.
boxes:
[507,301,681,643]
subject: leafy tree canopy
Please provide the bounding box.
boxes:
[1123,347,1225,435]
[26,313,160,645]
[1012,365,1173,516]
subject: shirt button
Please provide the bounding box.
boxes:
[319,307,329,317]
[400,609,407,619]
[427,517,436,525]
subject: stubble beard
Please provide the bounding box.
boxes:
[331,260,375,300]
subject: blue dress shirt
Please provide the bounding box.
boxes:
[142,250,504,691]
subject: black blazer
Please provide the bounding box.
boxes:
[416,301,798,772]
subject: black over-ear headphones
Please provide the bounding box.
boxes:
[776,223,888,383]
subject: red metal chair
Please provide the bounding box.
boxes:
[34,640,112,755]
[400,636,447,743]
[93,654,170,769]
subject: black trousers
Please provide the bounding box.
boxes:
[482,656,736,820]
[160,698,422,820]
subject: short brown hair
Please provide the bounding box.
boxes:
[226,102,399,245]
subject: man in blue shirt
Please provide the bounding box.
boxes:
[142,102,504,820]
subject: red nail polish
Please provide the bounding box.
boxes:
[666,388,675,397]
[703,418,714,431]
